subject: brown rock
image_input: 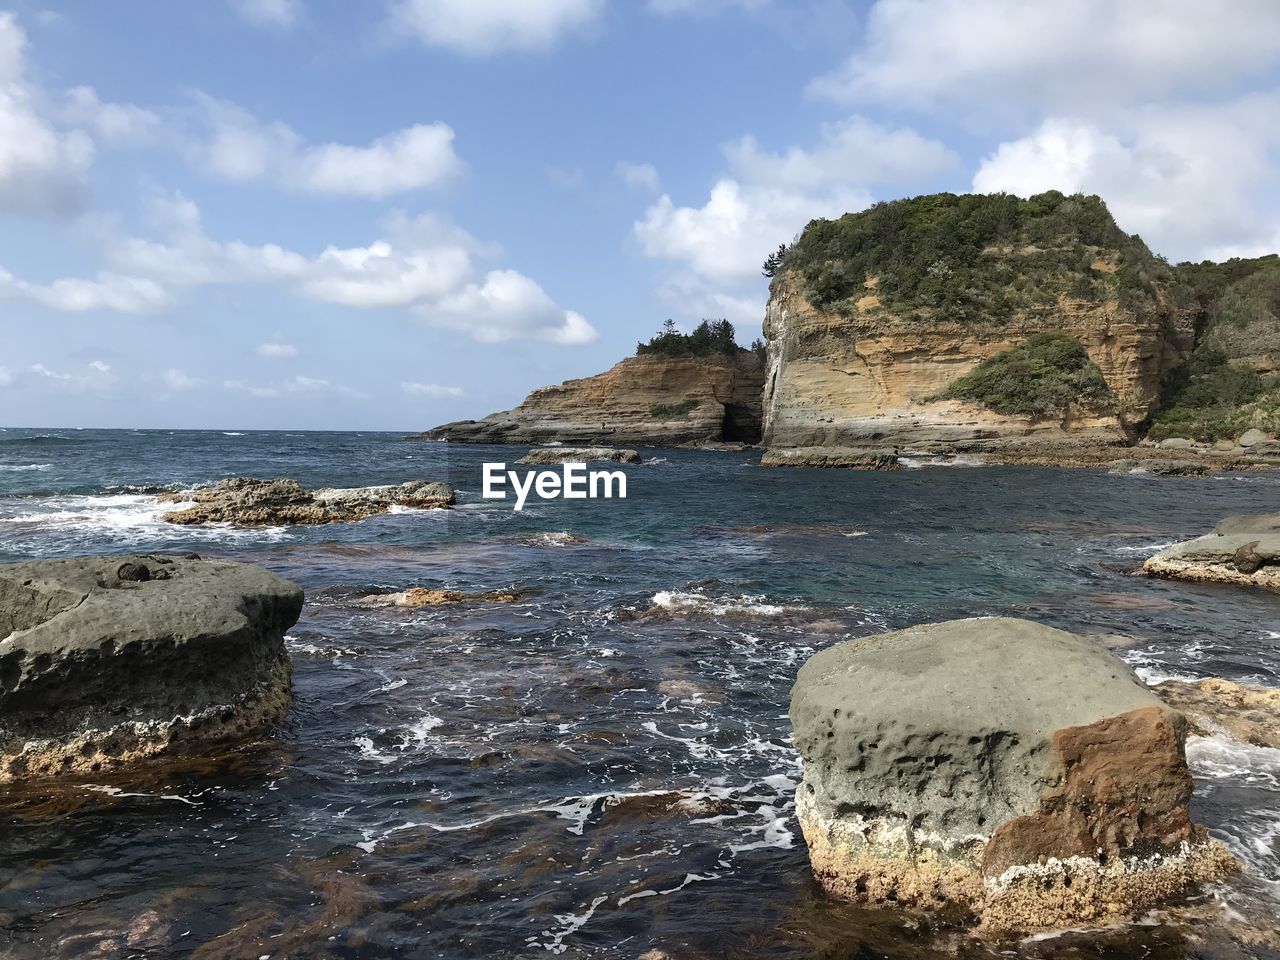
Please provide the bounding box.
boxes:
[1153,677,1280,748]
[359,587,522,608]
[162,477,455,526]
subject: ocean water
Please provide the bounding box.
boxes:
[0,427,1278,959]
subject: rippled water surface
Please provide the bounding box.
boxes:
[1,428,1278,959]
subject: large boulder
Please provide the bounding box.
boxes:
[0,555,303,780]
[1143,513,1280,591]
[160,477,455,526]
[789,617,1234,931]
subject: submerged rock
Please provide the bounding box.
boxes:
[789,617,1234,932]
[1154,677,1280,749]
[1143,513,1280,591]
[359,587,523,607]
[160,476,455,526]
[759,446,902,470]
[516,447,642,465]
[0,554,303,781]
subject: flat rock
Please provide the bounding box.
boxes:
[359,587,522,607]
[1106,458,1210,477]
[760,446,902,470]
[1143,514,1280,591]
[1154,677,1280,748]
[516,447,641,465]
[0,555,303,780]
[789,617,1234,931]
[160,477,455,526]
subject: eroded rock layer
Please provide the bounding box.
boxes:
[789,617,1234,931]
[1143,513,1280,591]
[160,477,455,526]
[0,555,304,780]
[419,354,764,446]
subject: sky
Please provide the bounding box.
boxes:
[1,0,1279,430]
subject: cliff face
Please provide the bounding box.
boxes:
[761,192,1195,453]
[420,353,764,446]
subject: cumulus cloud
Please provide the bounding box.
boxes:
[617,161,660,192]
[223,375,369,400]
[388,0,603,55]
[30,360,118,391]
[190,96,462,197]
[0,266,169,312]
[973,96,1280,261]
[61,86,161,145]
[401,381,463,398]
[634,116,957,282]
[160,368,206,391]
[256,340,299,358]
[0,13,94,217]
[810,0,1280,111]
[230,0,303,28]
[92,192,597,343]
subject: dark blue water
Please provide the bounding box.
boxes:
[1,428,1278,959]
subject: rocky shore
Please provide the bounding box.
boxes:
[160,477,455,526]
[517,446,642,465]
[0,555,303,780]
[1144,513,1279,591]
[789,617,1236,932]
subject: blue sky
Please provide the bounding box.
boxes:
[2,0,1278,430]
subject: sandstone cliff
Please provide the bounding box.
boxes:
[761,192,1195,455]
[419,353,764,446]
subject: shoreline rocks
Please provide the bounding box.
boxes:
[1143,513,1280,591]
[1154,677,1280,748]
[0,555,303,781]
[516,447,642,466]
[160,477,455,526]
[359,587,523,608]
[789,617,1235,932]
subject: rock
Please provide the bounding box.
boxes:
[516,446,642,465]
[759,446,902,470]
[1105,458,1210,477]
[789,617,1234,931]
[1143,513,1280,591]
[0,555,303,781]
[161,477,455,526]
[417,353,764,446]
[1154,678,1280,748]
[358,587,522,607]
[1158,437,1194,449]
[1238,428,1270,447]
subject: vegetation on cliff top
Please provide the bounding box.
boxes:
[932,334,1113,419]
[636,319,766,363]
[774,191,1173,323]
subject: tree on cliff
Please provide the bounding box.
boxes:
[637,319,741,358]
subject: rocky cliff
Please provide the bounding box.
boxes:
[761,192,1196,455]
[419,353,764,446]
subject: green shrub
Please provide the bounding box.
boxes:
[1148,347,1280,440]
[637,319,741,358]
[931,334,1113,418]
[650,398,701,420]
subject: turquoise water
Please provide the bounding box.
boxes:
[0,428,1278,958]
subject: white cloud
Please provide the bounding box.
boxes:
[230,0,303,28]
[223,375,369,400]
[810,0,1280,111]
[191,96,462,197]
[30,360,118,391]
[0,13,94,217]
[401,381,464,398]
[647,0,768,14]
[617,161,660,192]
[96,192,596,344]
[388,0,603,55]
[256,340,299,358]
[0,366,11,387]
[973,96,1280,261]
[0,266,170,312]
[160,368,206,391]
[61,86,161,145]
[635,116,956,281]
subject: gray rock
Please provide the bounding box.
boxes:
[516,447,642,465]
[1158,437,1194,449]
[1106,458,1209,477]
[789,617,1232,930]
[0,555,303,780]
[1144,513,1280,591]
[1238,428,1270,447]
[760,446,902,470]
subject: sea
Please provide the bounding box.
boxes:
[0,427,1277,959]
